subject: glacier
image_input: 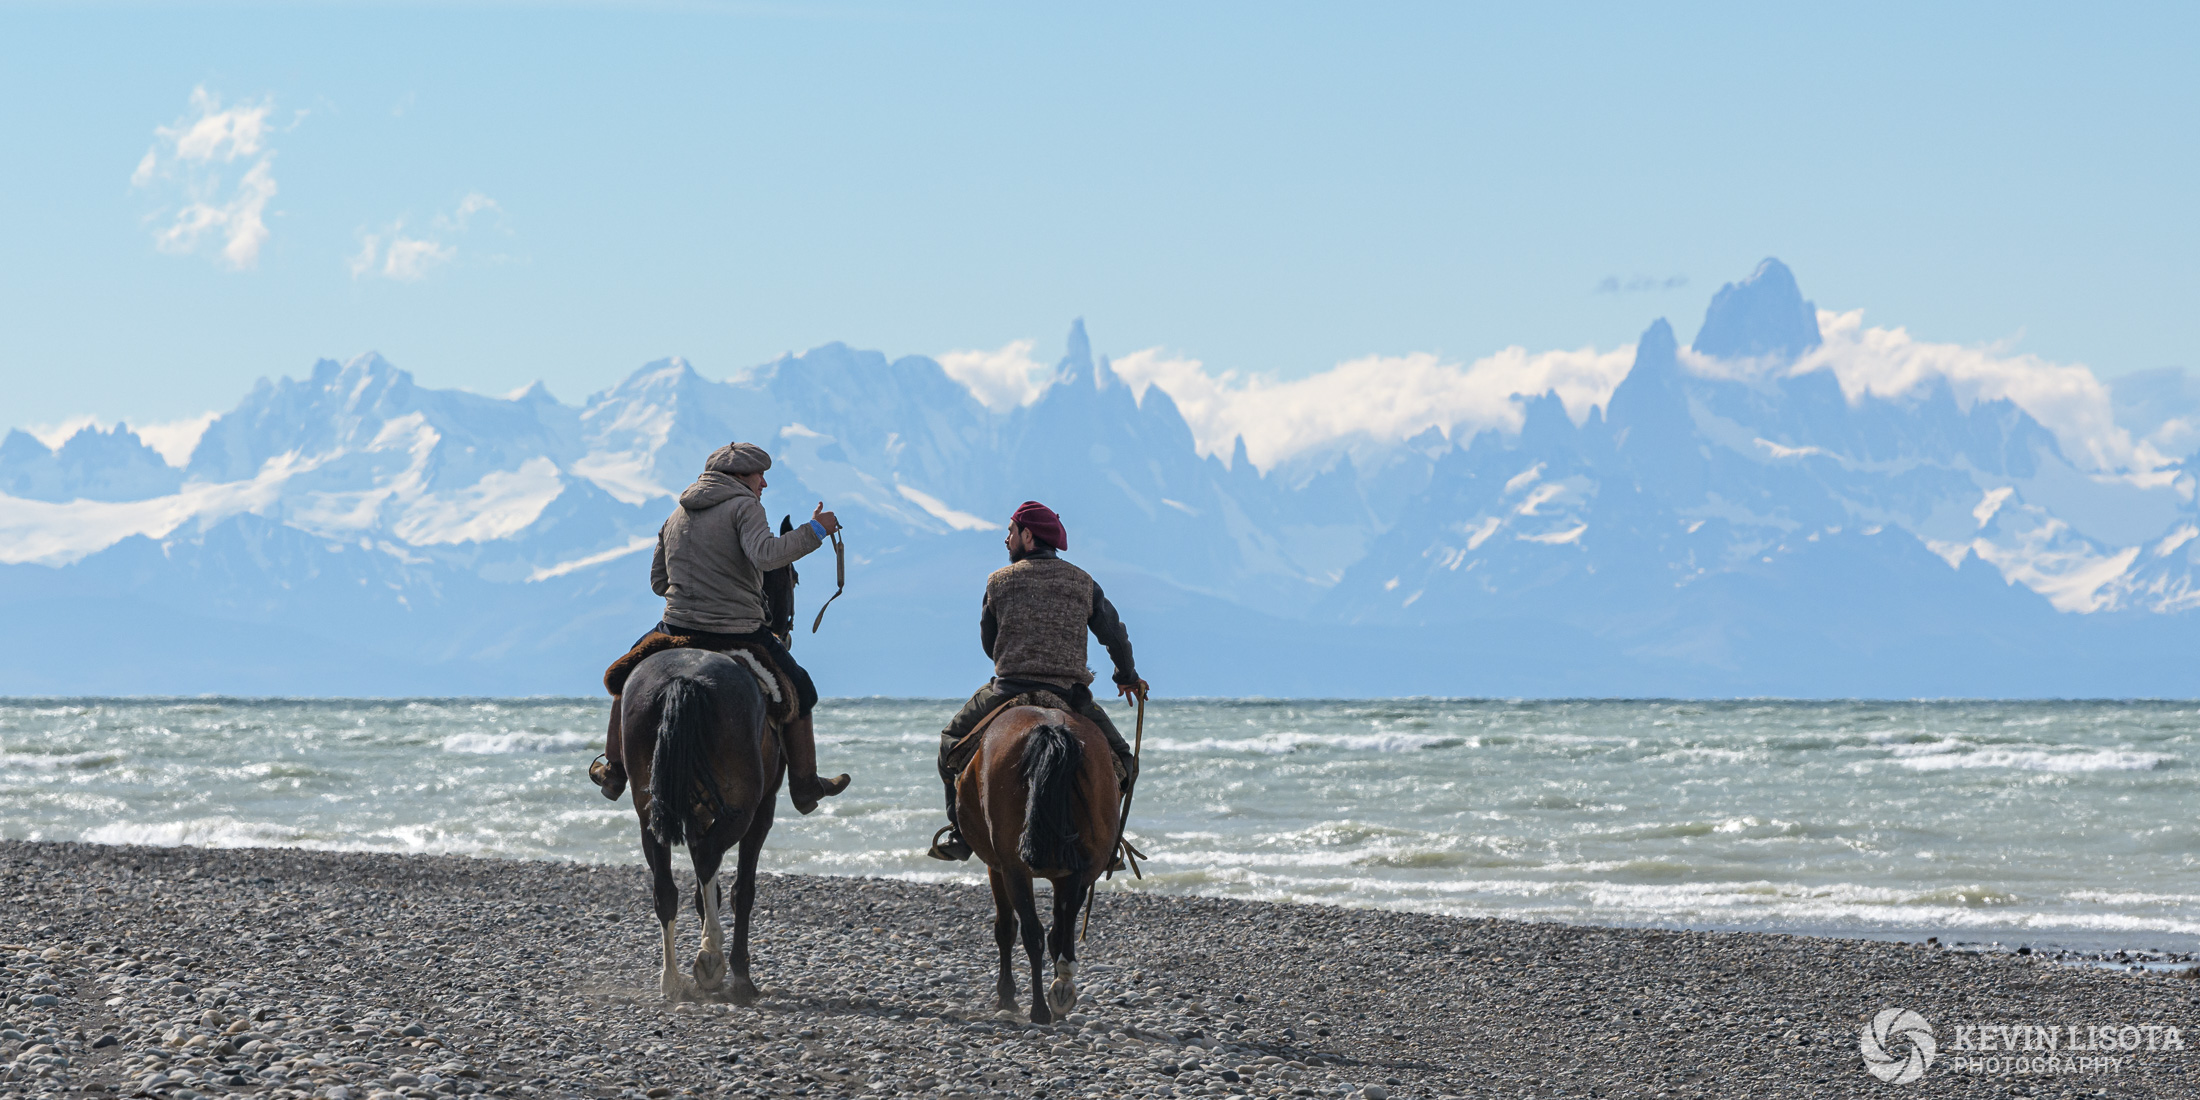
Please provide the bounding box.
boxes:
[5,259,2199,698]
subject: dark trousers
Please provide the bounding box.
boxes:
[637,620,818,717]
[604,622,819,769]
[936,677,1135,824]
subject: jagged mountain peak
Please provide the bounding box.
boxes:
[0,422,181,502]
[510,380,560,405]
[1095,353,1122,391]
[1058,318,1095,386]
[1692,257,1822,362]
[11,285,2200,695]
[305,351,413,397]
[1605,319,1683,421]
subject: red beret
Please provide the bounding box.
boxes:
[1011,500,1066,551]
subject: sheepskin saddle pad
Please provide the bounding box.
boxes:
[602,632,798,727]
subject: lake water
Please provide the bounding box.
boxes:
[3,697,2195,952]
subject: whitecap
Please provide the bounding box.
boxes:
[440,731,595,755]
[1145,731,1464,755]
[1897,748,2171,772]
[81,816,311,849]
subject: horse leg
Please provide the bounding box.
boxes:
[1004,869,1051,1023]
[1045,876,1084,1017]
[641,824,693,1002]
[988,867,1018,1011]
[689,843,730,995]
[726,815,770,1005]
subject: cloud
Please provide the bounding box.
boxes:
[937,339,1054,410]
[1798,309,2159,473]
[382,235,457,280]
[1110,344,1636,471]
[349,193,498,281]
[437,192,502,231]
[133,412,220,468]
[351,229,454,280]
[1595,274,1688,294]
[134,87,281,270]
[948,301,2159,480]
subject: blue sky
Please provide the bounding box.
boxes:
[3,3,2196,431]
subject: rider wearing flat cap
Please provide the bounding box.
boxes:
[926,500,1144,862]
[589,441,852,814]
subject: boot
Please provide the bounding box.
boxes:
[782,712,850,815]
[590,701,628,800]
[926,783,972,861]
[1114,748,1139,796]
[926,825,972,862]
[589,757,627,801]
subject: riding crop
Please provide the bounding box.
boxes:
[1083,689,1148,941]
[1112,690,1147,880]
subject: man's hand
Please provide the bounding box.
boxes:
[812,502,841,536]
[1117,679,1149,703]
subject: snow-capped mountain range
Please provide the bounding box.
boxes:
[6,259,2199,696]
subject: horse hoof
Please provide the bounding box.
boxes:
[1046,978,1077,1017]
[730,978,761,1006]
[693,950,727,991]
[1029,1004,1052,1025]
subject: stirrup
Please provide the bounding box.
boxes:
[926,826,972,862]
[588,755,626,801]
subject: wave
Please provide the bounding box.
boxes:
[0,749,127,771]
[80,816,311,849]
[440,731,596,755]
[1145,731,1467,755]
[1581,816,1809,842]
[1897,747,2173,772]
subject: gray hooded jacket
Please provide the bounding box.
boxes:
[651,471,823,634]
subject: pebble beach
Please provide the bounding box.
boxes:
[3,841,2198,1100]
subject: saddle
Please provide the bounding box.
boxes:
[603,632,800,727]
[941,689,1079,780]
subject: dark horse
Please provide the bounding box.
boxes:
[623,647,782,1003]
[959,705,1120,1023]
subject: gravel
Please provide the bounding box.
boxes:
[3,839,2197,1099]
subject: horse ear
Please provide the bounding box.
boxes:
[779,515,793,535]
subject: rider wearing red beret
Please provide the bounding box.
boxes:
[927,500,1145,861]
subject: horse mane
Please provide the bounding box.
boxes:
[1016,722,1088,876]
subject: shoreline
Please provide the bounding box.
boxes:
[9,696,2194,958]
[8,832,2192,962]
[5,841,2199,1099]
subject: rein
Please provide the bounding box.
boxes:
[1083,690,1148,942]
[809,529,845,633]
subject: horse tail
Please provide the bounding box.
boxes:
[1017,722,1088,875]
[647,675,727,848]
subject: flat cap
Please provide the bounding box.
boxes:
[704,442,772,476]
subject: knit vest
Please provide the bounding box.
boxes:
[985,557,1098,686]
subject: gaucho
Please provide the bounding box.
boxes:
[588,441,853,815]
[927,500,1146,861]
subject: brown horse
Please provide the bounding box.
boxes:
[958,705,1120,1023]
[623,647,782,1003]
